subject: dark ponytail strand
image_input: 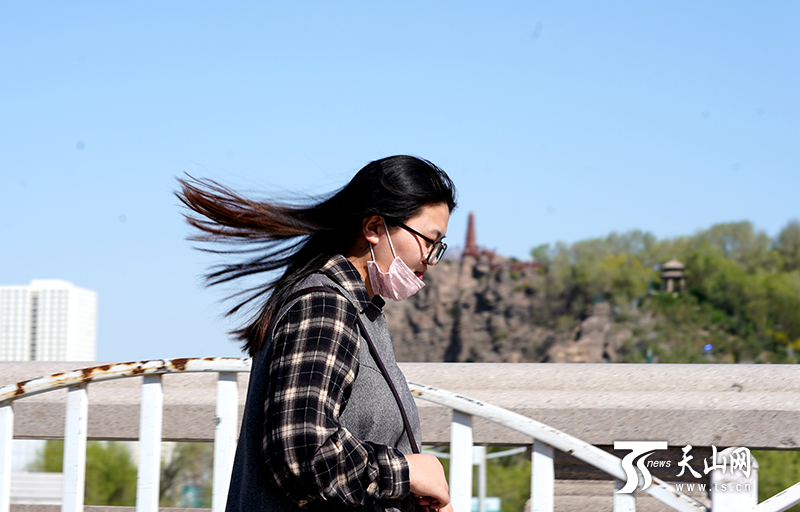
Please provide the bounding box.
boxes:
[177,155,457,355]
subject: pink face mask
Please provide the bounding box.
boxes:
[367,220,425,301]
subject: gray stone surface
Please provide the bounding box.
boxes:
[403,363,800,447]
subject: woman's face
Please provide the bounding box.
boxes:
[372,202,451,280]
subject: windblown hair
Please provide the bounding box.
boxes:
[177,155,457,356]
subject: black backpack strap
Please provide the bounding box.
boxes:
[284,286,420,454]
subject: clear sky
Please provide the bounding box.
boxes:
[2,1,798,362]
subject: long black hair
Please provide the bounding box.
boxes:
[177,155,457,355]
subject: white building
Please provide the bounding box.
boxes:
[0,279,97,362]
[1,280,98,503]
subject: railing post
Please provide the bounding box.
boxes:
[449,411,473,512]
[709,447,758,512]
[212,372,238,512]
[0,404,13,512]
[613,480,636,512]
[136,374,163,512]
[474,446,487,512]
[530,440,554,512]
[63,384,88,512]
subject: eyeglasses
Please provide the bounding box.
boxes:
[396,222,447,265]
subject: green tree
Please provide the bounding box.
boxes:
[480,448,531,512]
[777,220,800,272]
[160,442,214,508]
[692,221,779,273]
[29,439,63,473]
[85,442,137,505]
[530,243,552,267]
[764,271,800,346]
[532,219,800,364]
[28,441,64,473]
[31,440,137,506]
[596,252,656,305]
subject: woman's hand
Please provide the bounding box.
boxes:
[404,454,450,509]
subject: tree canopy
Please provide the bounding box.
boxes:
[531,219,800,363]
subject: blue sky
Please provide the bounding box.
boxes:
[2,1,798,362]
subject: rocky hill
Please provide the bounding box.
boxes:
[384,217,800,365]
[384,252,634,363]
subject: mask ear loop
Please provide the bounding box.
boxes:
[381,218,399,259]
[368,218,398,267]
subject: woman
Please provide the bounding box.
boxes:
[178,155,457,512]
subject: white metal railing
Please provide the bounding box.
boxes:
[2,358,800,512]
[0,358,250,512]
[408,381,707,512]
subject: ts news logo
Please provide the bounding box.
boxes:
[614,441,752,494]
[615,441,668,493]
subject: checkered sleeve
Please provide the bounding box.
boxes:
[261,290,410,507]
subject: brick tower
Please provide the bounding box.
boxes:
[464,211,478,257]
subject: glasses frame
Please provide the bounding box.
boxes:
[396,222,447,265]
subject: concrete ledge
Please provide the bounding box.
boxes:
[2,361,799,448]
[405,363,800,448]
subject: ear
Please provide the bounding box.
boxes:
[362,215,384,246]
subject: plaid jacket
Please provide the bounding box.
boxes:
[230,254,417,511]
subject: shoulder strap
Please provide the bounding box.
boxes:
[284,286,420,454]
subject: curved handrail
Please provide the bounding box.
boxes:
[407,381,709,512]
[0,358,251,403]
